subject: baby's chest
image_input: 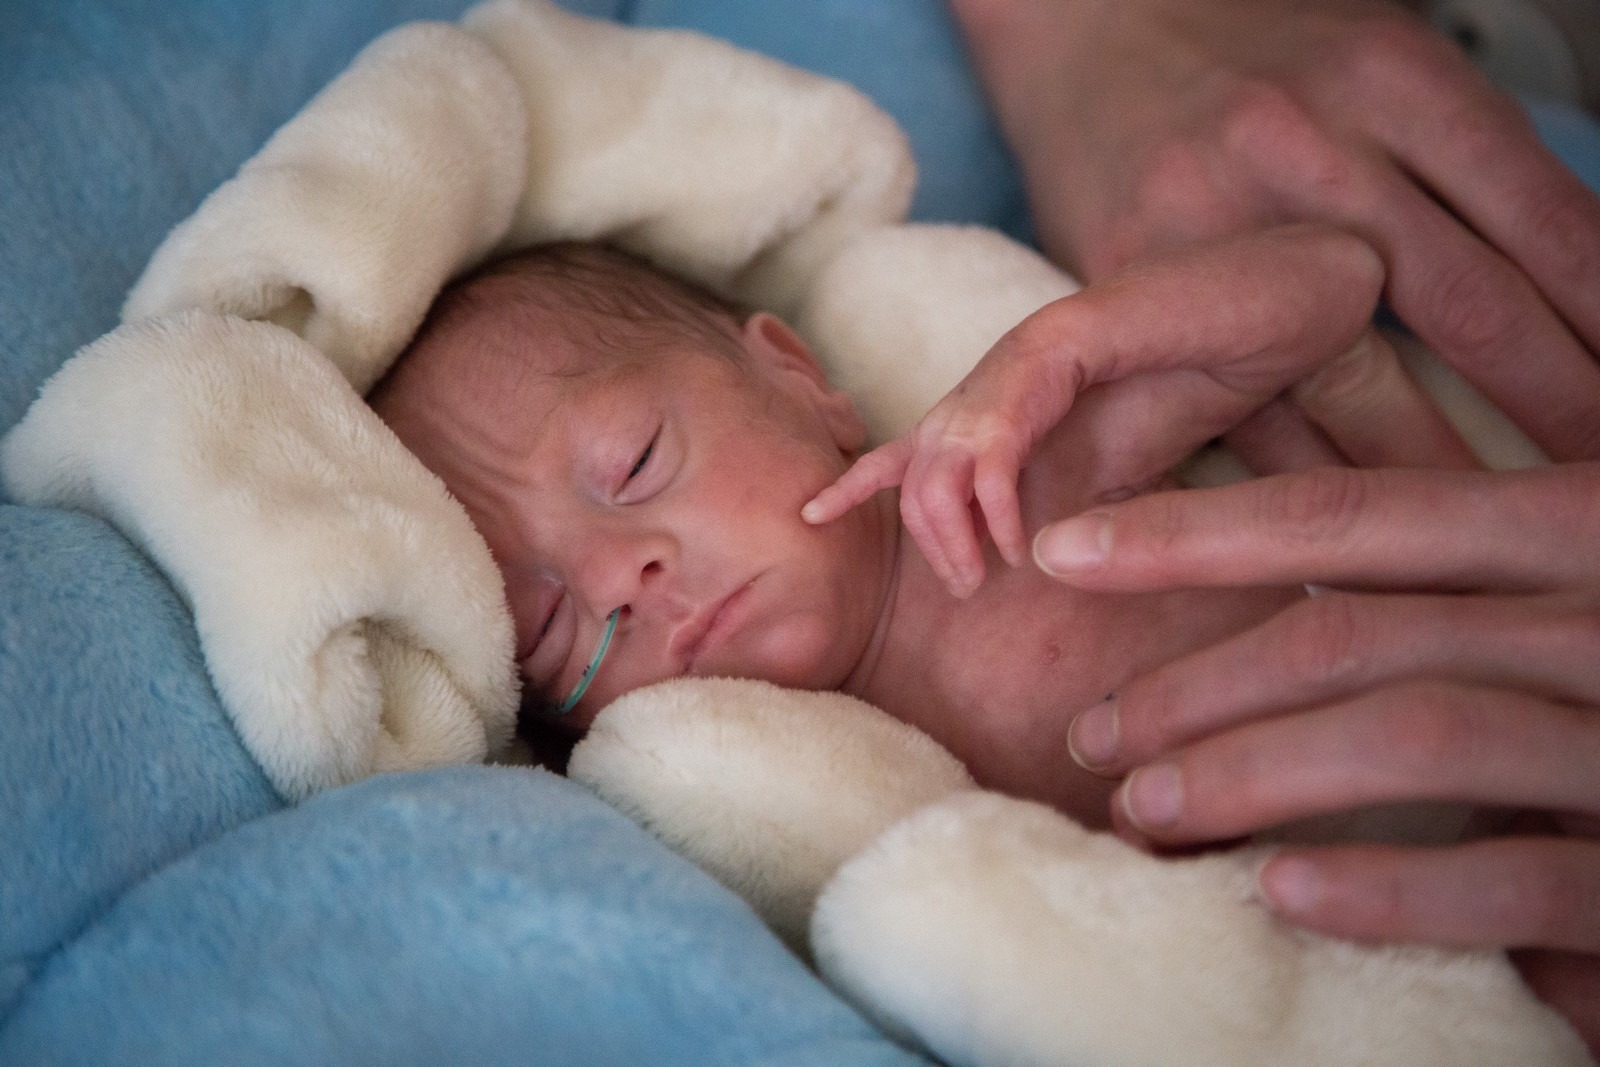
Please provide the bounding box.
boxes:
[951,576,1132,722]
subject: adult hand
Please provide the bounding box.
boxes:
[806,225,1476,597]
[949,0,1600,462]
[1035,461,1600,1043]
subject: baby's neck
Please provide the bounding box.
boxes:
[839,507,961,716]
[838,509,1065,803]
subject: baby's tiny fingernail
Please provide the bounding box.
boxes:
[1068,697,1119,770]
[1035,514,1111,575]
[801,499,826,523]
[1120,763,1183,831]
[1258,856,1324,917]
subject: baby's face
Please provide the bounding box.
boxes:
[379,305,886,728]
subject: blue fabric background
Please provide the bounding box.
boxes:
[3,769,923,1066]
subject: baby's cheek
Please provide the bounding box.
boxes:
[499,567,550,659]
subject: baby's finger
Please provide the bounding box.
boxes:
[1072,590,1600,775]
[802,438,912,525]
[905,451,986,597]
[1034,463,1600,593]
[1259,839,1600,954]
[974,451,1027,568]
[1114,681,1600,846]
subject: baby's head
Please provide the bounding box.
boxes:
[372,243,888,728]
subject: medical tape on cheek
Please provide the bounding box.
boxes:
[556,608,621,715]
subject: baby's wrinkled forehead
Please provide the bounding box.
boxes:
[410,243,742,383]
[371,242,751,466]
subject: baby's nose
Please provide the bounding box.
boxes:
[581,523,676,614]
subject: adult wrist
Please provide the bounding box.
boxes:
[946,0,1116,65]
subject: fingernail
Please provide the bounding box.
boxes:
[1120,763,1183,831]
[1068,697,1119,769]
[1034,514,1111,575]
[801,499,825,523]
[1258,856,1324,917]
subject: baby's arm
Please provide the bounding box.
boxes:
[805,224,1471,597]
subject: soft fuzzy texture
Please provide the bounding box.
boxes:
[0,506,281,1022]
[816,793,1592,1067]
[122,0,917,389]
[121,21,530,395]
[1,0,1582,1058]
[9,0,1600,1061]
[461,0,917,318]
[568,678,975,952]
[0,314,518,800]
[573,683,1595,1067]
[1,767,930,1067]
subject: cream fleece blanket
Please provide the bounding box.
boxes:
[572,680,1592,1067]
[0,1,1583,1062]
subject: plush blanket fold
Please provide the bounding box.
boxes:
[459,0,917,318]
[0,313,518,800]
[570,681,1596,1067]
[122,21,530,396]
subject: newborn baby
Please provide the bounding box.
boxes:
[370,242,1296,823]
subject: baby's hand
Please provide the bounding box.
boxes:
[803,323,1078,597]
[804,225,1473,600]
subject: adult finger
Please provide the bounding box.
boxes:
[1288,329,1480,469]
[1247,81,1600,459]
[1349,24,1600,357]
[1222,396,1347,474]
[1002,225,1384,400]
[1335,179,1600,462]
[1070,590,1600,775]
[1034,463,1600,594]
[1258,838,1600,954]
[1113,681,1600,845]
[1227,331,1480,475]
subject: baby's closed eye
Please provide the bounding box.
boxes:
[613,423,671,505]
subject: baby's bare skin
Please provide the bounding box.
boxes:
[843,411,1295,822]
[372,245,1294,828]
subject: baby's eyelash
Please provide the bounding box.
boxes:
[626,433,657,482]
[537,594,562,639]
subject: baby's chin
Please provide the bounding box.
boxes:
[697,612,860,692]
[555,615,859,727]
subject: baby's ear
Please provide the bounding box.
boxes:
[741,312,867,454]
